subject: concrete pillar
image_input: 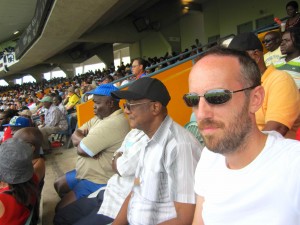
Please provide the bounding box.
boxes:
[30,72,44,83]
[94,44,114,68]
[59,63,76,78]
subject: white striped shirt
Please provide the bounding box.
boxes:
[128,116,202,225]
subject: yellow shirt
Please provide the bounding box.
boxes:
[76,109,130,184]
[256,65,300,139]
[66,93,80,108]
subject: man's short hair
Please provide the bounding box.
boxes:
[133,57,147,71]
[198,47,261,89]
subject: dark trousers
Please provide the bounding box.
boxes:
[53,189,114,225]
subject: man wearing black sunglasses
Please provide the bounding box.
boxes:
[190,47,300,225]
[262,31,282,66]
[111,77,202,225]
[229,32,300,140]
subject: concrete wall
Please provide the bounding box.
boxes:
[140,32,171,58]
[202,0,291,43]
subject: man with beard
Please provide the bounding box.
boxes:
[111,77,201,225]
[229,32,300,139]
[185,47,300,225]
[54,84,130,210]
[262,31,282,66]
[275,27,300,89]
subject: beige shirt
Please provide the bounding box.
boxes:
[76,109,130,184]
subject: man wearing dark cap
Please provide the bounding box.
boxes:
[54,84,130,210]
[111,77,202,225]
[228,32,300,139]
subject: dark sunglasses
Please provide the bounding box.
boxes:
[262,38,274,44]
[123,101,153,111]
[183,85,257,107]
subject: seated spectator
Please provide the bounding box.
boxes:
[188,46,300,225]
[14,127,45,190]
[38,96,68,153]
[263,31,283,66]
[229,32,300,139]
[274,27,300,89]
[53,129,146,225]
[54,84,130,209]
[0,138,38,225]
[64,87,80,114]
[53,95,67,116]
[111,77,202,224]
[131,57,147,80]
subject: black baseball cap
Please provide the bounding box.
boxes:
[111,77,171,106]
[228,32,263,52]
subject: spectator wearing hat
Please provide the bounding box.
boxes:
[0,138,38,225]
[38,96,68,152]
[64,87,80,114]
[111,77,201,225]
[54,84,130,209]
[228,32,300,139]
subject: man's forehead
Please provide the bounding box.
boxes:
[190,55,241,87]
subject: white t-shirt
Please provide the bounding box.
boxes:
[194,131,300,225]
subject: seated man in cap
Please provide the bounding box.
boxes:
[64,87,80,114]
[111,77,202,225]
[38,96,68,152]
[228,32,300,139]
[54,84,130,209]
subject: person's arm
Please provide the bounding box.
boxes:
[158,202,195,225]
[0,200,4,218]
[112,152,123,175]
[112,192,131,225]
[192,195,205,225]
[32,158,45,183]
[262,121,289,136]
[71,128,88,147]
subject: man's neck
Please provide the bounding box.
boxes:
[285,52,300,62]
[224,130,268,170]
[136,71,145,79]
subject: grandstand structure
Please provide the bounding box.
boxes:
[0,1,294,224]
[0,0,289,85]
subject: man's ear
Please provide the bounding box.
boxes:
[252,50,262,64]
[151,101,163,115]
[249,85,264,113]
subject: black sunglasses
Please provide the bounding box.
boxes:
[262,38,275,44]
[183,85,257,107]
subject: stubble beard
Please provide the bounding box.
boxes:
[199,101,252,155]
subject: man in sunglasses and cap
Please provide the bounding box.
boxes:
[111,77,201,225]
[188,47,300,225]
[228,32,300,139]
